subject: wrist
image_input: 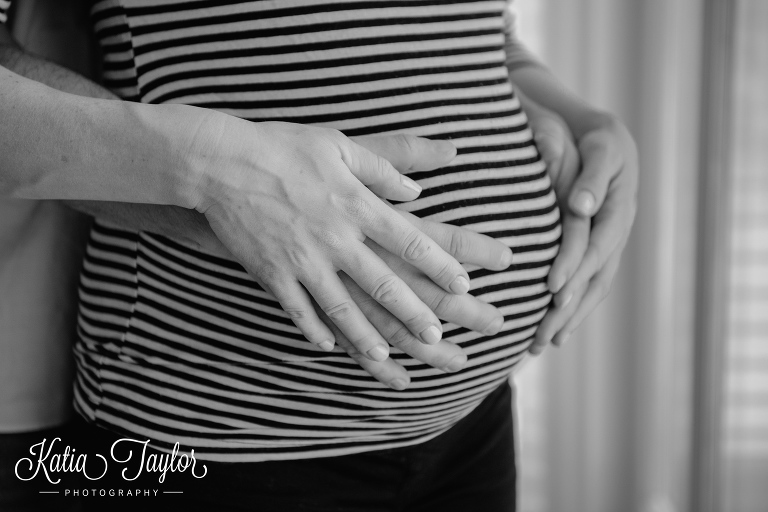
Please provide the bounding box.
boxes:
[507,66,616,141]
[173,107,246,213]
[125,102,224,210]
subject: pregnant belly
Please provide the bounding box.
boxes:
[74,96,560,459]
[76,0,561,459]
[107,88,560,376]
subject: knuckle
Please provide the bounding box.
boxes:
[394,134,418,171]
[388,325,413,348]
[285,247,315,276]
[323,301,354,322]
[341,342,363,359]
[370,274,402,306]
[282,306,308,320]
[348,333,378,349]
[315,229,345,251]
[401,232,432,263]
[433,292,459,317]
[373,155,394,181]
[395,133,417,153]
[318,127,345,145]
[433,260,455,283]
[337,193,374,223]
[447,229,471,260]
[308,129,343,154]
[254,263,282,286]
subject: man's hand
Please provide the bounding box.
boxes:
[331,136,512,390]
[192,119,512,366]
[3,12,514,379]
[188,132,513,389]
[324,213,512,390]
[526,111,638,353]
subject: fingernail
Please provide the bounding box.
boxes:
[318,340,334,352]
[442,354,467,373]
[555,333,570,347]
[436,140,457,158]
[401,175,422,194]
[420,325,442,345]
[549,274,565,293]
[572,190,595,216]
[450,276,470,294]
[367,345,389,361]
[390,379,408,391]
[557,293,573,309]
[484,316,504,335]
[499,249,514,269]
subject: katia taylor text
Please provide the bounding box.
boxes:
[15,437,207,484]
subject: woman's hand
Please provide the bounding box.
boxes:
[526,111,638,353]
[324,211,512,390]
[190,118,480,363]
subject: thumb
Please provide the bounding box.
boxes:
[568,131,621,217]
[532,117,566,163]
[530,115,567,183]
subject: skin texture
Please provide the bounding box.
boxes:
[0,0,639,387]
[513,87,638,354]
[0,19,513,388]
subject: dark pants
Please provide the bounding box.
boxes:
[8,382,516,512]
[0,422,82,512]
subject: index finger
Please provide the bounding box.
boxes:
[350,133,457,173]
[394,208,513,271]
[556,180,634,304]
[360,195,472,295]
[569,130,625,217]
[340,274,468,374]
[545,142,589,293]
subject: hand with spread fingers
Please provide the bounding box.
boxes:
[196,121,481,366]
[197,130,514,389]
[319,134,513,390]
[524,108,638,355]
[324,211,512,390]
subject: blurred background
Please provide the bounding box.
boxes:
[511,1,768,511]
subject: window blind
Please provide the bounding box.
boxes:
[722,1,768,510]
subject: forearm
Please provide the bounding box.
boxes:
[0,63,205,205]
[502,16,615,139]
[70,200,225,255]
[0,39,116,100]
[0,40,220,250]
[509,65,615,140]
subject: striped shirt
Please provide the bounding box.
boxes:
[74,0,561,462]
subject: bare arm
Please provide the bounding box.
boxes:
[504,4,639,349]
[0,19,222,253]
[1,8,522,387]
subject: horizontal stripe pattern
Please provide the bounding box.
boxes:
[76,0,561,461]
